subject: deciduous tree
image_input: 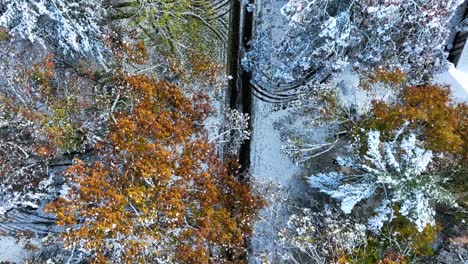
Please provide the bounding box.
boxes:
[109,0,228,63]
[46,75,262,263]
[0,53,102,215]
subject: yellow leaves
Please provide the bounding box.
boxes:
[35,144,55,159]
[64,159,87,178]
[44,198,76,226]
[110,116,138,150]
[104,37,148,66]
[30,54,55,100]
[366,85,467,155]
[122,41,149,65]
[125,186,148,206]
[0,26,10,41]
[360,68,407,91]
[377,251,408,264]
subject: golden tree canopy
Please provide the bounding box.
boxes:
[46,75,262,263]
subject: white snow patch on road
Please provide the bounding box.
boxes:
[457,35,468,72]
[249,0,301,187]
[435,0,468,102]
[249,98,306,263]
[250,98,301,186]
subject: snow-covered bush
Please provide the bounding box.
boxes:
[355,0,461,82]
[278,206,367,263]
[307,128,456,232]
[249,180,366,263]
[276,85,347,164]
[0,51,107,218]
[0,0,105,57]
[249,180,291,263]
[208,107,250,153]
[0,104,60,215]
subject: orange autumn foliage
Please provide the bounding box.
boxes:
[367,85,467,156]
[46,75,262,263]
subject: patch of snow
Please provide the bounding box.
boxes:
[308,171,376,214]
[399,192,435,232]
[246,4,256,13]
[0,236,38,262]
[457,39,468,71]
[249,77,304,263]
[250,99,301,186]
[366,131,385,171]
[330,67,399,115]
[367,200,393,232]
[435,39,468,102]
[435,63,468,102]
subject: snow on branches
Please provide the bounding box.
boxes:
[356,0,461,82]
[278,206,367,263]
[0,0,105,57]
[245,0,463,87]
[208,107,250,153]
[307,127,456,232]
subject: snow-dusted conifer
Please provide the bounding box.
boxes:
[307,128,456,232]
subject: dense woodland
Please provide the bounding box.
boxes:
[0,0,467,263]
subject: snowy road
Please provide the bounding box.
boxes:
[250,99,301,186]
[247,0,307,261]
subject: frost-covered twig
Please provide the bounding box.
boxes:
[208,107,250,153]
[283,137,339,163]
